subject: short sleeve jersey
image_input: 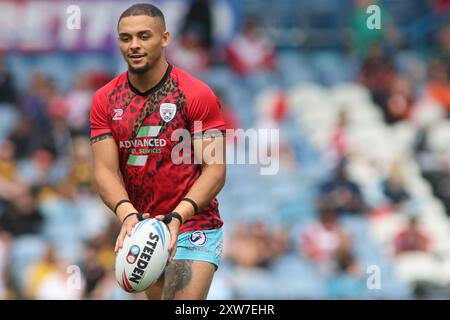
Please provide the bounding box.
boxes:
[90,65,225,234]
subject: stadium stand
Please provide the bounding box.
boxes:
[1,0,450,299]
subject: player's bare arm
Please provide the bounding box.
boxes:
[155,135,226,261]
[150,136,225,299]
[91,136,150,252]
[183,135,227,217]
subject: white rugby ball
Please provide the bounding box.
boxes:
[115,218,171,293]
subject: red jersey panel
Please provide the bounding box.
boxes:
[90,65,225,234]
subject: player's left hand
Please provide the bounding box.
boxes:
[155,213,182,263]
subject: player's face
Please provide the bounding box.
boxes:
[118,15,170,74]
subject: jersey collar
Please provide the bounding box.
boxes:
[127,64,173,97]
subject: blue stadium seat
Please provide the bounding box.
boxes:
[0,104,20,140]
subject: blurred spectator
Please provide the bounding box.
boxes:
[0,53,17,104]
[319,161,368,215]
[328,110,350,164]
[424,59,450,115]
[224,16,277,76]
[382,161,410,209]
[0,190,43,237]
[66,136,94,192]
[85,231,119,299]
[63,73,94,136]
[327,247,366,298]
[181,0,213,51]
[253,88,297,172]
[385,76,415,123]
[301,206,352,272]
[8,115,43,160]
[25,246,58,299]
[20,72,53,130]
[334,247,362,277]
[394,217,430,255]
[0,140,19,181]
[414,124,450,215]
[83,241,107,298]
[0,140,28,202]
[35,259,84,300]
[359,42,397,123]
[44,118,74,159]
[18,149,57,187]
[226,221,289,268]
[167,28,211,75]
[434,24,450,69]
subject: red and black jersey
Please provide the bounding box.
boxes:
[90,65,225,234]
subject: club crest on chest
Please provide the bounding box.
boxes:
[159,103,177,122]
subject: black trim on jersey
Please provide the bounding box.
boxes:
[127,64,173,96]
[90,132,113,144]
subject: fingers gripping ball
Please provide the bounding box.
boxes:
[115,218,171,292]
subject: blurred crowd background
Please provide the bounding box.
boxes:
[1,0,450,299]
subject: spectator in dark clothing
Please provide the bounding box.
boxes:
[8,115,43,160]
[20,72,52,131]
[383,180,409,206]
[83,241,107,298]
[38,118,73,159]
[425,59,450,115]
[319,162,368,215]
[359,42,397,123]
[0,191,43,237]
[435,24,450,71]
[0,53,16,104]
[181,0,213,50]
[382,162,410,208]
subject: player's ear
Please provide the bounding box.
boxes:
[162,31,170,48]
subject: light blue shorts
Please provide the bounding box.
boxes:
[173,228,223,270]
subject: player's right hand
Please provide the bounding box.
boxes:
[114,212,151,253]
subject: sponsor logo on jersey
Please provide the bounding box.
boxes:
[160,103,177,122]
[189,231,207,247]
[120,126,164,166]
[113,108,123,120]
[120,139,167,149]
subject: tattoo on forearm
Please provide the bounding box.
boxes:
[90,133,113,144]
[162,260,193,299]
